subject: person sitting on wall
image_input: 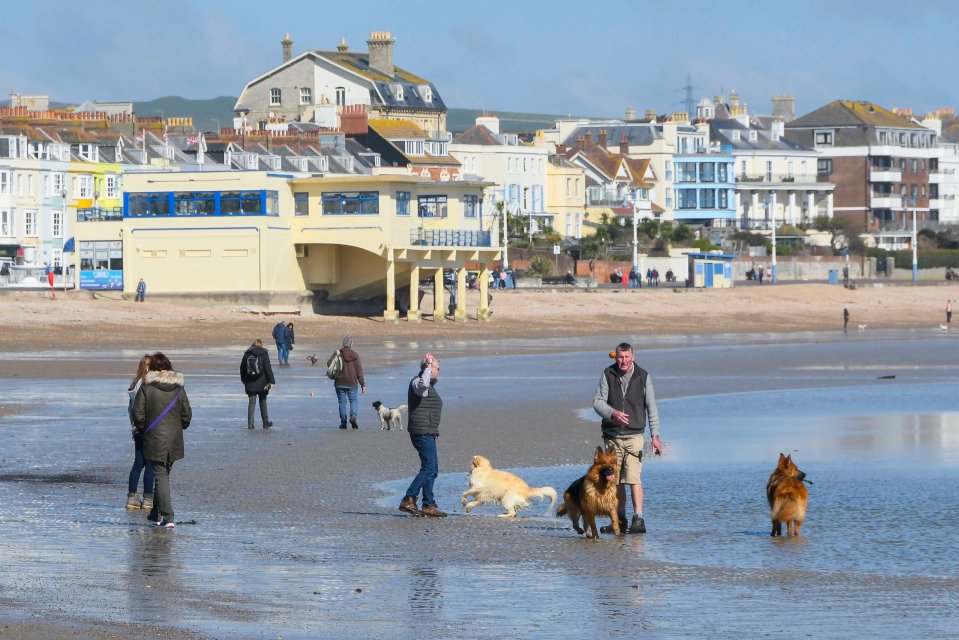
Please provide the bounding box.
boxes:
[564,271,576,285]
[665,269,675,283]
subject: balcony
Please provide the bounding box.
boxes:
[870,168,902,182]
[928,169,955,183]
[410,229,491,247]
[871,196,902,209]
[736,173,820,186]
[76,207,124,222]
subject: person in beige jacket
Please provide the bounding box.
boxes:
[329,336,366,429]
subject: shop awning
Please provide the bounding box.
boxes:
[0,244,19,259]
[62,237,75,253]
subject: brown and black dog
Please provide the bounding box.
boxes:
[767,453,808,537]
[557,446,621,539]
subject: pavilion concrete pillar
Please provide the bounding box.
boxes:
[408,264,421,322]
[770,191,778,228]
[827,192,834,219]
[478,267,490,320]
[384,252,399,323]
[807,191,816,220]
[788,191,797,225]
[734,191,742,226]
[454,267,467,321]
[751,191,760,229]
[433,269,445,322]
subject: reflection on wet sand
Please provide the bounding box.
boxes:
[407,565,443,617]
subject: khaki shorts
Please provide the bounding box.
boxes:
[603,435,644,485]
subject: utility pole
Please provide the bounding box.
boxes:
[912,196,918,282]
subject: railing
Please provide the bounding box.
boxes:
[586,197,629,207]
[410,229,491,247]
[77,207,124,222]
[737,173,819,184]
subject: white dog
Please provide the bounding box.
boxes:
[461,455,557,517]
[858,324,867,332]
[939,324,949,332]
[372,401,407,430]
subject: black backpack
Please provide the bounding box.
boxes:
[242,351,262,381]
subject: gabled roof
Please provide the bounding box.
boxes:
[452,124,501,146]
[315,51,428,84]
[788,100,924,130]
[564,123,662,147]
[710,119,809,152]
[368,119,428,139]
[566,139,652,188]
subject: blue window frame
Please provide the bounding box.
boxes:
[699,162,715,182]
[464,194,479,218]
[124,190,279,217]
[397,191,410,216]
[676,162,697,183]
[418,195,448,218]
[294,192,309,215]
[321,191,379,215]
[717,162,728,182]
[678,189,698,209]
[701,189,716,209]
[718,189,729,209]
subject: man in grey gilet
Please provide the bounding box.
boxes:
[593,342,662,534]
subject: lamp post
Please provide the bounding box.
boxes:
[911,196,918,283]
[501,202,509,270]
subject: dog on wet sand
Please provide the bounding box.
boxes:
[556,446,621,539]
[767,453,808,537]
[307,354,318,366]
[372,401,407,430]
[461,455,557,517]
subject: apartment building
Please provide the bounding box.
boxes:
[786,100,938,233]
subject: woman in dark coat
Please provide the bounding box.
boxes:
[133,352,192,529]
[241,339,275,429]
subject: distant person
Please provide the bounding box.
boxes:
[126,354,154,511]
[241,339,275,429]
[652,268,660,287]
[45,263,55,299]
[628,266,638,289]
[565,270,576,285]
[589,259,595,275]
[135,278,146,302]
[843,266,850,287]
[844,307,850,332]
[665,268,675,283]
[132,352,192,529]
[948,300,953,325]
[330,336,366,429]
[646,268,653,287]
[758,266,765,284]
[0,262,9,277]
[286,322,295,352]
[499,269,507,289]
[272,321,292,367]
[398,352,447,518]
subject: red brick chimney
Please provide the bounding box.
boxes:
[598,129,608,148]
[619,132,629,155]
[340,104,368,135]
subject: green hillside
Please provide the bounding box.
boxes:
[446,107,581,134]
[133,96,236,133]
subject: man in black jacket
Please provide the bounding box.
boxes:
[241,339,275,429]
[593,343,662,534]
[398,352,447,517]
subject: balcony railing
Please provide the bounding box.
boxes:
[736,173,819,184]
[869,168,902,182]
[410,229,491,247]
[76,207,124,222]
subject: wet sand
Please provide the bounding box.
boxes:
[1,289,959,638]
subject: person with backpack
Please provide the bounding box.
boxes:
[241,339,275,429]
[272,321,292,367]
[328,336,366,429]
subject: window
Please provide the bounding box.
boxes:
[665,190,673,208]
[52,209,62,237]
[740,160,747,177]
[270,88,282,105]
[0,171,8,194]
[53,173,65,196]
[335,87,346,106]
[911,185,918,201]
[322,191,379,215]
[749,131,758,142]
[786,161,794,178]
[677,189,698,209]
[665,161,672,180]
[300,87,312,105]
[910,159,917,172]
[731,131,740,142]
[815,131,833,146]
[699,162,715,182]
[464,195,479,218]
[294,192,309,215]
[77,143,98,162]
[394,84,404,101]
[922,185,926,197]
[105,175,118,199]
[24,210,36,235]
[676,162,697,182]
[817,159,833,175]
[566,178,572,197]
[719,189,729,209]
[523,187,530,209]
[396,191,410,215]
[26,174,33,196]
[920,159,925,170]
[125,191,276,217]
[76,175,93,198]
[717,162,728,182]
[421,85,432,103]
[765,161,773,181]
[417,195,448,218]
[701,189,716,208]
[0,209,10,235]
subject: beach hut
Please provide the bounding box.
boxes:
[687,252,735,288]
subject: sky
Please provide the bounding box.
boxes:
[3,0,958,119]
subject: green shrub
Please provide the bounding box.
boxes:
[528,256,553,277]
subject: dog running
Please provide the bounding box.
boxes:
[766,453,809,537]
[372,401,407,430]
[306,354,318,366]
[557,446,621,539]
[461,455,556,517]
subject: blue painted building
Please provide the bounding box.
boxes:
[671,150,736,225]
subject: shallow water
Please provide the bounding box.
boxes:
[1,331,958,638]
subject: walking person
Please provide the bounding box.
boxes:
[329,336,366,429]
[844,307,850,333]
[947,300,953,325]
[272,321,292,367]
[132,352,192,529]
[593,342,662,534]
[398,352,447,517]
[135,278,146,302]
[125,354,155,510]
[241,339,275,429]
[286,322,295,352]
[45,262,56,299]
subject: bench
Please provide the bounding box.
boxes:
[542,275,576,285]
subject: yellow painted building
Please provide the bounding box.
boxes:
[72,170,500,320]
[546,157,586,239]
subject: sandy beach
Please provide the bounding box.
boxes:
[0,283,955,354]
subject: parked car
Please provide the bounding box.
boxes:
[444,269,478,289]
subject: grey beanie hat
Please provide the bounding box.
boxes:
[342,336,353,348]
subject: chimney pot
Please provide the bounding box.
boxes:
[367,31,396,77]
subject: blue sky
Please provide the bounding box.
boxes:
[3,0,958,118]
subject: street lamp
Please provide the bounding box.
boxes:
[910,196,918,282]
[765,191,778,284]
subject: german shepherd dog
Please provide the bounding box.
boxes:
[556,446,621,539]
[767,453,808,537]
[461,455,557,517]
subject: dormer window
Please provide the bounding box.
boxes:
[731,131,740,142]
[78,143,98,162]
[421,85,432,103]
[394,84,404,101]
[748,131,758,142]
[814,130,833,146]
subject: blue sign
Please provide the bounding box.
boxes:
[80,270,123,290]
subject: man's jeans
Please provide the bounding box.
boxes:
[404,434,438,508]
[335,384,358,426]
[276,342,290,365]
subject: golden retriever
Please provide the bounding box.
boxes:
[461,455,557,517]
